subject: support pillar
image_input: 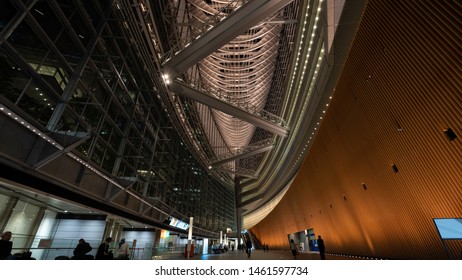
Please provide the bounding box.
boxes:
[187,217,193,258]
[234,176,242,245]
[0,197,18,232]
[24,207,46,249]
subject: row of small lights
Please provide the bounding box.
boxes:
[0,103,170,217]
[283,0,334,182]
[0,105,62,149]
[329,253,385,260]
[66,153,171,217]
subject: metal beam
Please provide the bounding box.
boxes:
[162,0,294,78]
[210,142,274,166]
[171,80,289,137]
[31,131,90,169]
[214,166,258,179]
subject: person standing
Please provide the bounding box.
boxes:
[116,238,130,259]
[96,237,113,260]
[317,235,326,260]
[290,239,298,259]
[0,231,13,260]
[72,238,93,259]
[245,238,252,258]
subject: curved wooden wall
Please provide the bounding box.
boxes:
[251,0,462,259]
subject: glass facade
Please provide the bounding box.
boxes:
[0,0,235,233]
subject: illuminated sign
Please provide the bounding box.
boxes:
[168,217,190,230]
[160,230,170,238]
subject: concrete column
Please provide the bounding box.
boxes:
[24,207,46,249]
[105,219,115,240]
[187,217,193,258]
[0,197,18,232]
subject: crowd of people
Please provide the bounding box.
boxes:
[0,231,131,260]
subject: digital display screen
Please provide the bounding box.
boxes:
[434,218,462,239]
[169,217,179,227]
[176,221,189,230]
[168,217,190,230]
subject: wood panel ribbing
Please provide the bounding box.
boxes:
[251,0,462,259]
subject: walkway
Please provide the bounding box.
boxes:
[155,249,360,260]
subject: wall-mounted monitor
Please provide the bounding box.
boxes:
[168,216,190,230]
[433,218,462,239]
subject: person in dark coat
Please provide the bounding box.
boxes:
[0,231,13,260]
[290,239,298,259]
[72,238,93,260]
[96,237,113,260]
[245,239,252,258]
[317,235,326,260]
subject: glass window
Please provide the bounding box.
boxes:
[16,80,56,127]
[132,181,145,195]
[55,0,74,18]
[29,62,68,94]
[99,119,112,140]
[92,59,116,90]
[81,1,105,30]
[123,146,137,168]
[30,209,57,260]
[31,1,62,42]
[69,88,91,116]
[0,54,29,104]
[118,163,135,177]
[108,103,127,131]
[55,31,82,58]
[68,7,91,47]
[0,1,17,33]
[4,201,40,253]
[91,139,106,166]
[8,20,48,56]
[81,103,102,131]
[101,147,116,172]
[81,72,108,105]
[109,129,122,150]
[76,137,91,158]
[53,108,78,132]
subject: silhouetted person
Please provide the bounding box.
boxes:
[12,251,35,260]
[96,237,113,260]
[290,239,298,259]
[0,231,13,259]
[72,238,93,260]
[317,235,325,260]
[245,239,252,258]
